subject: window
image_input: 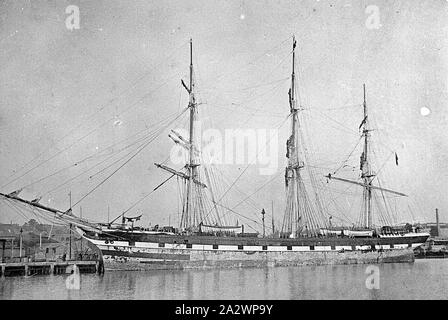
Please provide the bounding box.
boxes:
[287,246,292,250]
[238,245,243,250]
[212,244,218,249]
[158,243,165,248]
[186,244,192,249]
[262,245,268,251]
[331,245,336,250]
[46,248,49,254]
[309,246,315,251]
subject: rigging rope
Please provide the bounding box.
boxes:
[71,107,188,208]
[1,70,182,191]
[41,123,168,196]
[200,115,289,225]
[2,41,189,187]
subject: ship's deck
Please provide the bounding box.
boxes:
[83,230,429,247]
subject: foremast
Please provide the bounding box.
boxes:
[155,39,240,233]
[184,38,200,230]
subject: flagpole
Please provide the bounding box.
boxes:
[69,191,72,261]
[80,206,83,258]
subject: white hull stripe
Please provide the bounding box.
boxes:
[86,238,425,253]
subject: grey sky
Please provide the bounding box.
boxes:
[0,0,447,229]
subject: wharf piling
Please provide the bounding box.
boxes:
[0,260,100,277]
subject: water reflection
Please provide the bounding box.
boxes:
[0,259,447,300]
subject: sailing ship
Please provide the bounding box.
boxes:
[0,37,429,270]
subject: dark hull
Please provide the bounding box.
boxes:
[79,229,429,271]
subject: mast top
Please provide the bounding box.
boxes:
[363,83,366,106]
[292,36,296,76]
[189,38,194,96]
[289,36,297,113]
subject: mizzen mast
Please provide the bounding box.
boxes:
[326,84,408,228]
[360,84,374,228]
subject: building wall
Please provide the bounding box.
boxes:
[439,227,448,238]
[429,225,448,238]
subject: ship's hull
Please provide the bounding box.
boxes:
[100,247,415,271]
[78,228,429,271]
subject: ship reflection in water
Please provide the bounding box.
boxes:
[0,259,447,300]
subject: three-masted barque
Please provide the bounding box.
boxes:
[0,37,429,270]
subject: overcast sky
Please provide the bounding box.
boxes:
[1,0,447,230]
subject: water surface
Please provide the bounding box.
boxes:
[0,259,446,299]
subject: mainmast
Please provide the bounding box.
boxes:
[283,36,299,236]
[281,36,325,238]
[289,37,298,166]
[282,37,306,237]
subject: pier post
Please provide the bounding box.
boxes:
[1,265,5,277]
[50,263,55,275]
[97,259,104,275]
[436,208,440,237]
[19,228,23,260]
[1,240,5,263]
[24,265,29,276]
